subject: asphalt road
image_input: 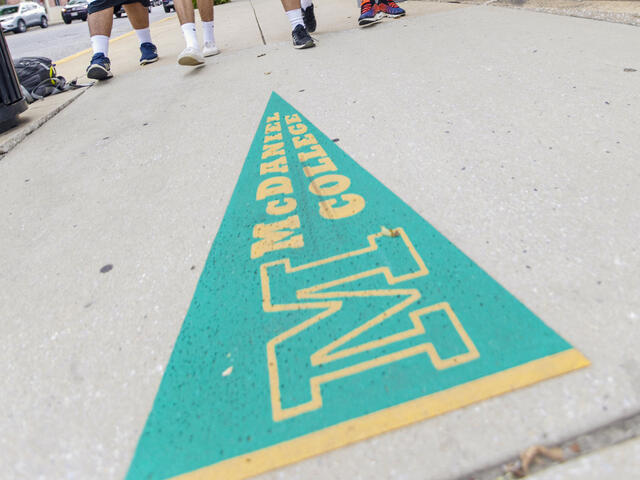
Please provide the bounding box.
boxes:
[5,6,171,63]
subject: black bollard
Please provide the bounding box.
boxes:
[0,29,28,134]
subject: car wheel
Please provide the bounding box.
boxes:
[164,6,170,12]
[40,16,48,28]
[63,16,71,24]
[115,11,122,17]
[81,15,87,21]
[15,19,26,33]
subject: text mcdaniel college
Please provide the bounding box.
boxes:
[252,110,367,259]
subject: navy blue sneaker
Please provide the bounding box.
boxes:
[139,42,158,65]
[86,53,113,80]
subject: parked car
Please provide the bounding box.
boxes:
[61,0,88,24]
[0,2,48,34]
[162,0,174,13]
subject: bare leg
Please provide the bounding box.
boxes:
[281,0,301,10]
[87,8,114,79]
[88,7,113,36]
[196,0,213,22]
[122,2,158,64]
[282,0,313,48]
[123,2,150,29]
[174,0,195,24]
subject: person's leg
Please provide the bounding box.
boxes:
[123,1,150,29]
[86,2,114,80]
[197,0,218,56]
[281,0,302,31]
[280,0,300,12]
[174,0,204,65]
[281,0,314,49]
[123,1,159,65]
[88,9,112,58]
[197,0,212,22]
[300,0,315,33]
[88,6,113,37]
[174,0,195,24]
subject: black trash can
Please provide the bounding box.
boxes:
[0,29,28,133]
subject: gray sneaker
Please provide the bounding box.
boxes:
[292,24,315,49]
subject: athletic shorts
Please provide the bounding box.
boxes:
[87,0,150,15]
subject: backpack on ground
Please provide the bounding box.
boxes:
[13,56,84,103]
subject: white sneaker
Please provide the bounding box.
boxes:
[203,42,220,57]
[178,47,205,66]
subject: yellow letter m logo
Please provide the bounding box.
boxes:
[260,227,480,422]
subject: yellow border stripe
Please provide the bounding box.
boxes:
[55,16,173,65]
[174,348,589,480]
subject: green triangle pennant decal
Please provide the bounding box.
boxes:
[127,93,588,480]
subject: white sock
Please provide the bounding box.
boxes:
[286,9,304,30]
[135,27,152,45]
[181,23,199,49]
[301,0,313,9]
[202,21,215,45]
[91,35,109,56]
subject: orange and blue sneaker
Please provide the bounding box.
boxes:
[377,0,405,18]
[358,0,383,27]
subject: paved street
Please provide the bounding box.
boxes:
[0,1,639,479]
[5,6,169,61]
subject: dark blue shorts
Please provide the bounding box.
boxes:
[87,0,150,15]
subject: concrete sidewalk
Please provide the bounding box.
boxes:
[1,1,639,480]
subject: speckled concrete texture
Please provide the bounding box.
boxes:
[0,3,638,480]
[0,89,86,155]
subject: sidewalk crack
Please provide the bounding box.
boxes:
[458,410,640,480]
[249,0,267,46]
